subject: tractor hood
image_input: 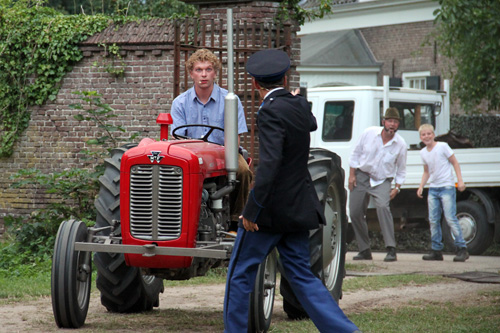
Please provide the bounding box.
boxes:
[121,139,228,178]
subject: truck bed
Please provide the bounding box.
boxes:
[404,147,500,189]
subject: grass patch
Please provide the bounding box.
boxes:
[343,274,449,292]
[163,266,229,287]
[0,259,228,303]
[268,290,500,332]
[0,264,98,303]
[0,272,51,301]
[349,291,500,332]
[345,262,381,272]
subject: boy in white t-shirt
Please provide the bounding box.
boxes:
[417,124,468,262]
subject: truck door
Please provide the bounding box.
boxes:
[317,100,356,189]
[308,96,319,147]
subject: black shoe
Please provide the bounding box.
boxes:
[384,247,397,262]
[423,250,443,261]
[453,247,469,262]
[353,249,372,260]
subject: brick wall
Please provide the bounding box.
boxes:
[0,1,301,235]
[360,21,443,86]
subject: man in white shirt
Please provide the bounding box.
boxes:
[348,107,407,262]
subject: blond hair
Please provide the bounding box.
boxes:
[418,123,435,134]
[185,49,221,73]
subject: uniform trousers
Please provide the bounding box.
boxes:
[223,227,358,333]
[349,169,396,251]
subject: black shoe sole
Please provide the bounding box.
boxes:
[422,257,444,261]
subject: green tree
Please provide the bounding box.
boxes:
[434,0,500,112]
[45,0,196,17]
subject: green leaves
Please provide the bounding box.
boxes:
[435,0,500,112]
[0,1,111,157]
[276,0,329,26]
[3,89,139,267]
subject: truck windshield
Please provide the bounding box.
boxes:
[322,101,354,142]
[379,102,435,130]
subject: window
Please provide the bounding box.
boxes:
[402,71,430,89]
[379,102,435,130]
[322,101,354,141]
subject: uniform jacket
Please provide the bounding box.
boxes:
[242,89,325,233]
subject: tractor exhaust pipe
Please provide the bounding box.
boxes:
[211,8,238,201]
[224,8,238,184]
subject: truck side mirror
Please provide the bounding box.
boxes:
[433,102,442,116]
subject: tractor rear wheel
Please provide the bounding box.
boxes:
[51,219,92,328]
[94,144,164,313]
[280,148,347,319]
[248,249,277,332]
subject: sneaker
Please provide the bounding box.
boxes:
[422,250,443,261]
[384,247,397,262]
[353,249,372,260]
[453,247,469,262]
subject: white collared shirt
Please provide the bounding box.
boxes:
[349,126,407,187]
[263,87,284,100]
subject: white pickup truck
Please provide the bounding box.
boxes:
[307,76,500,255]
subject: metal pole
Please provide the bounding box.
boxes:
[383,75,390,113]
[224,8,238,182]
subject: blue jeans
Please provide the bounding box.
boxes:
[427,187,466,250]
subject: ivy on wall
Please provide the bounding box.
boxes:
[0,1,117,158]
[0,0,332,159]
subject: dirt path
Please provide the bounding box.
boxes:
[1,252,499,332]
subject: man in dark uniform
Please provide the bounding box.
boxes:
[223,49,359,333]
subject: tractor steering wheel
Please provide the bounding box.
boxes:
[172,124,224,144]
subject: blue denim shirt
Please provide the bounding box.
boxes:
[170,84,247,145]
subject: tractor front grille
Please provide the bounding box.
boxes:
[129,165,183,240]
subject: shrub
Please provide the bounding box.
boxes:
[451,114,500,147]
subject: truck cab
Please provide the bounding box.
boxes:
[308,84,448,189]
[307,78,500,255]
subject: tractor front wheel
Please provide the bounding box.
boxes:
[248,249,277,332]
[94,144,164,313]
[51,219,92,328]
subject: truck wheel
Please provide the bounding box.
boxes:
[442,200,493,255]
[94,144,164,313]
[51,220,91,328]
[280,148,347,319]
[249,249,277,332]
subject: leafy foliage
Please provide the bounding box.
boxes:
[434,1,500,112]
[92,43,127,77]
[46,0,196,17]
[279,0,335,26]
[1,91,137,272]
[0,0,114,157]
[450,114,500,147]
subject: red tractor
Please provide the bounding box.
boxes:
[51,16,347,326]
[50,110,348,330]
